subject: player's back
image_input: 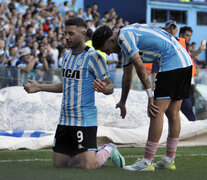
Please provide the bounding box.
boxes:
[119,23,192,72]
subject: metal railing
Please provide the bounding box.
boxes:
[1,66,207,89]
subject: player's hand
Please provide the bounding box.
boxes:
[93,78,106,93]
[147,98,159,118]
[116,101,126,119]
[23,79,40,93]
[198,40,206,53]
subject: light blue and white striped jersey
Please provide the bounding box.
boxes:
[59,46,110,127]
[118,23,192,72]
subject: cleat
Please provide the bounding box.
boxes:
[155,158,176,170]
[124,159,155,171]
[101,143,125,167]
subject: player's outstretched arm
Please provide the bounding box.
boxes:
[93,78,114,95]
[23,79,63,93]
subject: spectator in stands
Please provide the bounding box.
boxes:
[91,3,100,26]
[61,1,70,18]
[70,0,78,13]
[116,16,124,28]
[189,42,200,64]
[76,8,84,19]
[86,19,96,32]
[106,18,116,29]
[83,5,93,21]
[179,26,206,121]
[16,0,28,15]
[0,49,8,65]
[99,11,110,25]
[163,20,178,37]
[8,0,16,12]
[43,17,52,32]
[0,39,5,52]
[38,43,54,68]
[17,47,48,84]
[31,41,40,57]
[7,46,19,67]
[106,53,120,84]
[36,27,45,43]
[50,38,59,69]
[109,8,117,19]
[58,47,67,68]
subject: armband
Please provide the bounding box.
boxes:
[146,88,154,98]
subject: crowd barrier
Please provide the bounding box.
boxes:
[0,66,146,90]
[1,66,207,89]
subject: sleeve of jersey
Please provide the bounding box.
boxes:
[118,31,139,65]
[88,52,111,81]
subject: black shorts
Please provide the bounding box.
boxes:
[52,125,97,157]
[154,66,192,100]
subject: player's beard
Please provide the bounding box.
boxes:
[66,39,82,51]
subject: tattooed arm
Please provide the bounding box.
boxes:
[132,52,159,118]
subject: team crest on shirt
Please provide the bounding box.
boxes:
[77,58,84,66]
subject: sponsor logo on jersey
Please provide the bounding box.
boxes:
[62,68,80,79]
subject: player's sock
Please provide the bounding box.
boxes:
[166,137,179,158]
[68,154,79,167]
[95,149,110,167]
[144,140,159,161]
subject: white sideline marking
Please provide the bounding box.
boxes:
[0,159,52,163]
[125,154,207,158]
[0,154,207,163]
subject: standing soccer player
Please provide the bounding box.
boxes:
[24,18,125,169]
[92,24,192,171]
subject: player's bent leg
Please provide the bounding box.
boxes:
[53,151,71,168]
[99,143,125,168]
[78,151,98,169]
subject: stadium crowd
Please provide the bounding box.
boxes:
[0,0,126,86]
[0,0,206,85]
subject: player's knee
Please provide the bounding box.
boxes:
[166,110,180,120]
[80,161,97,170]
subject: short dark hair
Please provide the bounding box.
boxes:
[64,1,68,6]
[65,18,87,29]
[86,28,94,40]
[179,26,193,36]
[92,25,113,49]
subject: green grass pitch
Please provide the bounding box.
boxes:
[0,146,207,180]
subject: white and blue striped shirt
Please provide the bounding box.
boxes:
[59,46,110,127]
[118,23,192,72]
